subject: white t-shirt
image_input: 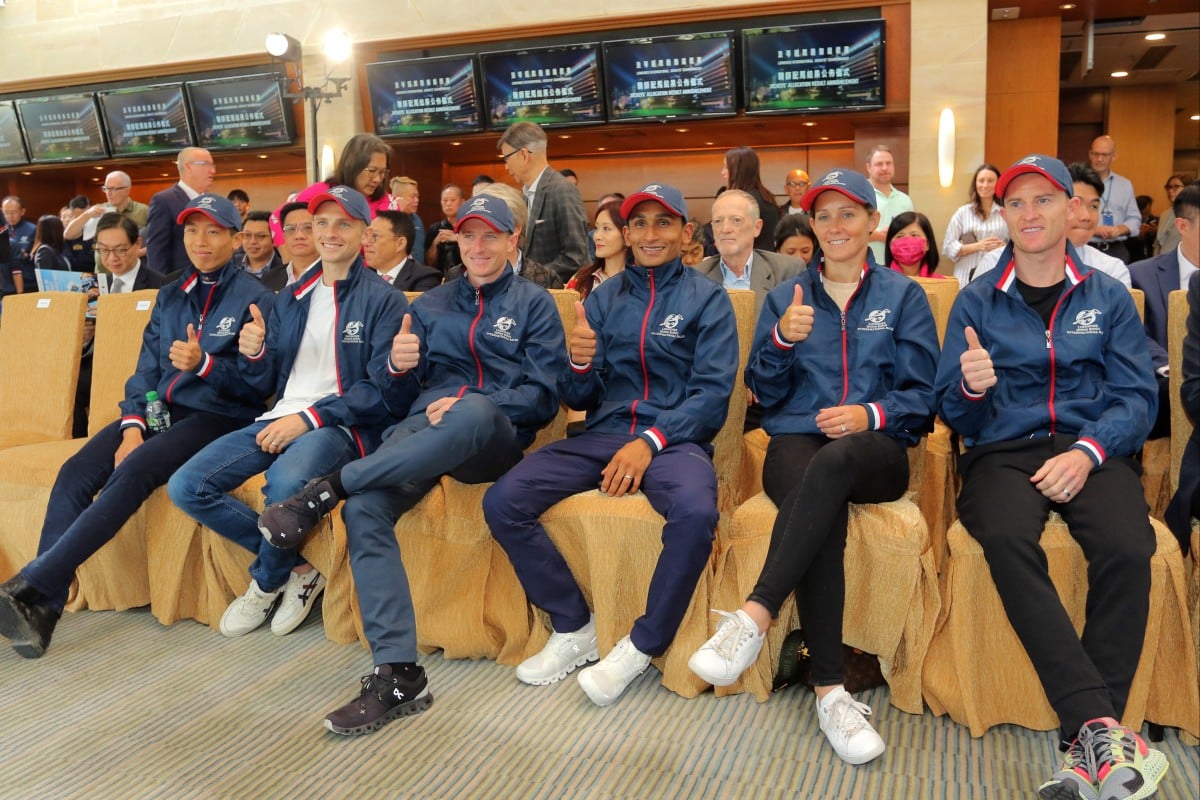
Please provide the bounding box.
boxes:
[258,279,341,421]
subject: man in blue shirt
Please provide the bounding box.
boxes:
[1087,135,1142,264]
[1,196,37,295]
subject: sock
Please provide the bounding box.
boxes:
[323,471,346,500]
[388,662,423,681]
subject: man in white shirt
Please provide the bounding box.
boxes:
[168,186,409,640]
[864,145,913,263]
[1087,135,1142,264]
[65,171,150,271]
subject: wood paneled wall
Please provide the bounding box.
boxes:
[986,17,1060,169]
[1107,85,1176,208]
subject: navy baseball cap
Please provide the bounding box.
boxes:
[621,183,688,220]
[800,169,876,212]
[176,193,242,230]
[308,185,372,224]
[455,194,515,233]
[995,154,1073,200]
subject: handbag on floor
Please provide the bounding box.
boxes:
[772,628,885,694]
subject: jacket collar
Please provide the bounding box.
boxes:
[291,255,369,301]
[179,259,237,294]
[623,256,684,288]
[457,263,515,300]
[992,240,1091,294]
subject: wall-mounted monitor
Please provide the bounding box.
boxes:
[742,19,885,115]
[99,83,195,156]
[603,31,736,123]
[15,93,108,163]
[0,101,29,167]
[480,43,603,129]
[186,74,294,150]
[366,55,483,138]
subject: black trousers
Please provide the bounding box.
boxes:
[956,435,1153,743]
[749,433,909,686]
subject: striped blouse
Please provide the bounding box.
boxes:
[942,202,1009,287]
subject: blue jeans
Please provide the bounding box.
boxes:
[483,431,719,657]
[23,411,244,611]
[341,394,525,664]
[167,421,358,592]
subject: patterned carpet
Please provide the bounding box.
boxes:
[0,607,1195,800]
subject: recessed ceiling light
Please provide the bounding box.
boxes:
[236,167,244,172]
[20,171,31,176]
[704,141,714,146]
[1145,33,1166,41]
[1191,114,1200,121]
[675,128,688,133]
[161,172,170,177]
[1058,3,1076,9]
[257,154,269,159]
[91,177,100,182]
[93,165,104,170]
[450,141,462,146]
[596,146,606,151]
[803,121,817,127]
[819,136,829,141]
[559,134,571,139]
[1110,70,1129,78]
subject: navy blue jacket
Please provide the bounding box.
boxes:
[747,259,938,445]
[120,261,273,431]
[564,257,737,452]
[242,257,409,457]
[936,242,1157,466]
[379,265,563,448]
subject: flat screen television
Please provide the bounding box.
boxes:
[16,93,108,163]
[366,55,482,138]
[186,74,294,150]
[742,19,885,115]
[0,101,29,167]
[603,31,736,122]
[99,83,195,156]
[480,43,603,129]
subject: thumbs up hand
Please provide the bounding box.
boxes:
[390,313,421,372]
[960,325,997,394]
[778,284,815,343]
[170,322,203,371]
[239,303,267,358]
[570,300,597,366]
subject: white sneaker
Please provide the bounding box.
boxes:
[516,618,599,685]
[816,686,886,765]
[270,570,326,636]
[577,635,651,707]
[688,609,765,687]
[220,579,282,637]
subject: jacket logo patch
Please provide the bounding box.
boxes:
[212,316,237,337]
[486,316,519,342]
[342,320,365,344]
[652,313,685,339]
[857,308,893,332]
[1067,308,1103,335]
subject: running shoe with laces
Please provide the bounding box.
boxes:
[219,579,282,637]
[270,570,326,636]
[816,685,886,765]
[577,635,651,707]
[515,618,598,685]
[1081,717,1170,800]
[1038,736,1098,800]
[688,608,765,687]
[258,477,340,550]
[324,664,433,736]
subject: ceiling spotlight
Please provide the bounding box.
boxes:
[1058,3,1076,9]
[265,32,302,61]
[257,154,269,159]
[323,29,352,63]
[1110,70,1129,78]
[20,171,32,176]
[559,134,571,139]
[1144,33,1165,41]
[803,121,817,127]
[819,136,829,141]
[236,168,244,172]
[596,146,606,151]
[675,128,688,133]
[450,141,462,146]
[1191,114,1200,121]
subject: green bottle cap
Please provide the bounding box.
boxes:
[146,391,159,402]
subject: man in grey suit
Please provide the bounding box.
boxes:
[144,147,215,274]
[694,189,805,317]
[497,122,588,285]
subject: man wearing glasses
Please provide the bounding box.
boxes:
[1156,175,1189,256]
[234,210,288,291]
[1086,135,1141,264]
[779,168,811,218]
[64,171,150,271]
[93,213,166,294]
[496,121,588,285]
[363,210,442,292]
[145,147,217,274]
[277,201,319,287]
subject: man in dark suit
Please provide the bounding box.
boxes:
[1129,182,1199,438]
[233,210,288,292]
[1165,270,1199,552]
[496,121,588,285]
[694,189,805,318]
[94,213,167,293]
[144,147,215,274]
[364,210,442,292]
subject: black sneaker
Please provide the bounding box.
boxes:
[258,477,340,550]
[324,664,433,736]
[0,575,61,659]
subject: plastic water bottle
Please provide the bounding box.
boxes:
[145,390,171,435]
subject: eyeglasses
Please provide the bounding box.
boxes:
[95,246,132,260]
[282,223,313,235]
[186,160,215,169]
[361,166,389,179]
[363,230,399,243]
[1165,183,1185,191]
[498,149,525,162]
[785,181,809,189]
[242,232,272,242]
[101,185,130,192]
[1088,151,1114,159]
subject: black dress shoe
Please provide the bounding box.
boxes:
[0,575,60,659]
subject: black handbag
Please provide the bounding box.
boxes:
[772,628,886,694]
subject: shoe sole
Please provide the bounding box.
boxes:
[1037,782,1093,800]
[0,592,46,659]
[516,649,599,686]
[688,652,748,687]
[833,741,885,766]
[324,690,434,736]
[271,582,326,636]
[1098,749,1169,800]
[577,664,648,707]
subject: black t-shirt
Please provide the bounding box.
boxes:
[1015,277,1066,330]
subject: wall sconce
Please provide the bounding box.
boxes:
[266,30,353,181]
[938,108,956,189]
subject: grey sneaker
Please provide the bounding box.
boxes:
[516,618,598,685]
[270,570,326,636]
[577,635,651,707]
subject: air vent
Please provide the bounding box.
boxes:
[1093,16,1145,31]
[991,7,1020,21]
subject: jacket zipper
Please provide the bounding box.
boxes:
[630,269,656,433]
[166,280,218,404]
[466,286,485,392]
